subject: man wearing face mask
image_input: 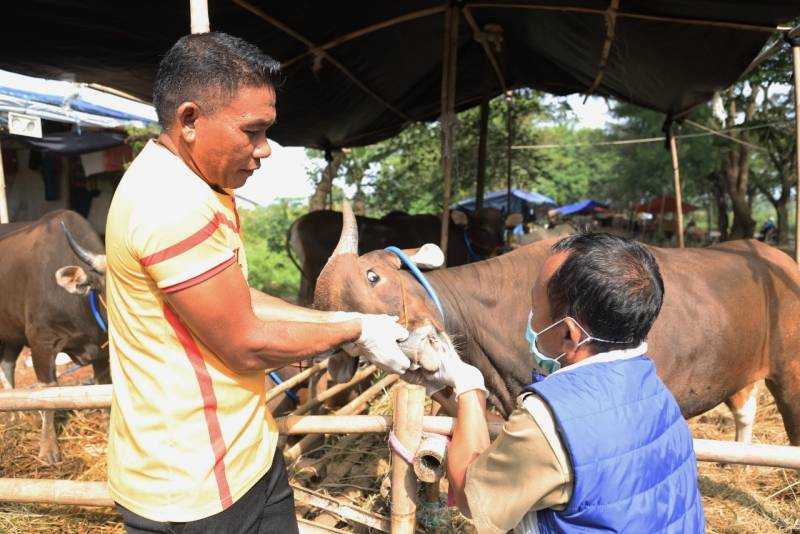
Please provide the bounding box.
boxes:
[424,233,704,533]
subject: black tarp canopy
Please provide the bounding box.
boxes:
[2,1,797,149]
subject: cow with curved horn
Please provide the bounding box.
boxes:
[315,202,800,446]
[290,207,522,304]
[0,210,110,463]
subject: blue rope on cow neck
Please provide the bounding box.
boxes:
[268,371,300,403]
[463,232,483,262]
[384,246,445,319]
[88,289,107,333]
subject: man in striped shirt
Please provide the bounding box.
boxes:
[104,32,411,533]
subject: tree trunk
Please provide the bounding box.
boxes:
[776,198,789,246]
[353,177,366,216]
[309,151,343,212]
[706,171,729,241]
[723,149,756,239]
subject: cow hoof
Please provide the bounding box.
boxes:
[38,444,61,465]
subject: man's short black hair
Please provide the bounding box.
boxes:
[547,233,664,353]
[153,32,281,128]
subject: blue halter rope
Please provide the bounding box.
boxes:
[384,246,445,319]
[268,371,300,403]
[88,289,107,333]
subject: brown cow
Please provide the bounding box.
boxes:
[0,210,110,463]
[288,208,521,304]
[314,203,800,445]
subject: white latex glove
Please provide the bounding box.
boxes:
[348,314,411,375]
[414,347,486,398]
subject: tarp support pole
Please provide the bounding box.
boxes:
[475,95,489,210]
[0,138,8,224]
[190,0,210,34]
[440,4,459,261]
[790,34,800,264]
[505,92,513,213]
[668,132,685,248]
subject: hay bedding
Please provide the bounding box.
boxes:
[0,359,797,533]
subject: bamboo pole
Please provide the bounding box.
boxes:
[265,361,328,403]
[0,384,112,411]
[292,364,377,415]
[505,92,514,212]
[390,383,425,533]
[669,133,685,248]
[189,0,210,34]
[296,518,350,534]
[475,96,489,210]
[693,439,800,469]
[439,4,459,263]
[292,484,392,533]
[0,138,8,223]
[791,40,800,264]
[0,479,113,507]
[1,434,797,511]
[283,374,399,463]
[467,3,784,34]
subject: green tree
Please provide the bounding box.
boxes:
[239,199,306,300]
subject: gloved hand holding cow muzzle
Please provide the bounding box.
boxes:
[403,342,487,398]
[340,313,412,375]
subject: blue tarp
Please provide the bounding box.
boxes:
[0,69,157,129]
[555,199,608,217]
[454,188,555,214]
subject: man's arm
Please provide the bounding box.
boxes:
[248,287,346,323]
[446,390,491,513]
[166,262,408,373]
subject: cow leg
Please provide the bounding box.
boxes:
[723,383,759,444]
[0,343,21,389]
[29,344,61,464]
[765,367,800,446]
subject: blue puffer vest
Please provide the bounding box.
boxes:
[525,355,705,533]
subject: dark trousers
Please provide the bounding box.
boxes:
[116,450,298,534]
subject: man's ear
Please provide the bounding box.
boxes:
[561,318,584,356]
[176,102,201,143]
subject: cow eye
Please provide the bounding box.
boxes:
[366,270,380,286]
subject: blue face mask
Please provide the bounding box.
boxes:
[525,311,621,375]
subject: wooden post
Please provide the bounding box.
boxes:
[190,0,210,34]
[0,137,8,224]
[390,383,425,533]
[791,40,800,263]
[505,92,514,213]
[475,96,489,210]
[439,5,459,262]
[669,133,685,248]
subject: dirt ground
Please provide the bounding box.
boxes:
[0,359,796,533]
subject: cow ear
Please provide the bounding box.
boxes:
[55,266,90,294]
[450,210,468,227]
[407,243,445,270]
[505,213,523,228]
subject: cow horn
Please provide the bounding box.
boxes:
[332,200,358,257]
[60,220,107,273]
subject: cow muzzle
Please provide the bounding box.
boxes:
[399,323,452,373]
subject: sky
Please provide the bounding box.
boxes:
[237,94,613,208]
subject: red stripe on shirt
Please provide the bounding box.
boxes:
[161,255,237,294]
[139,212,238,267]
[162,304,234,510]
